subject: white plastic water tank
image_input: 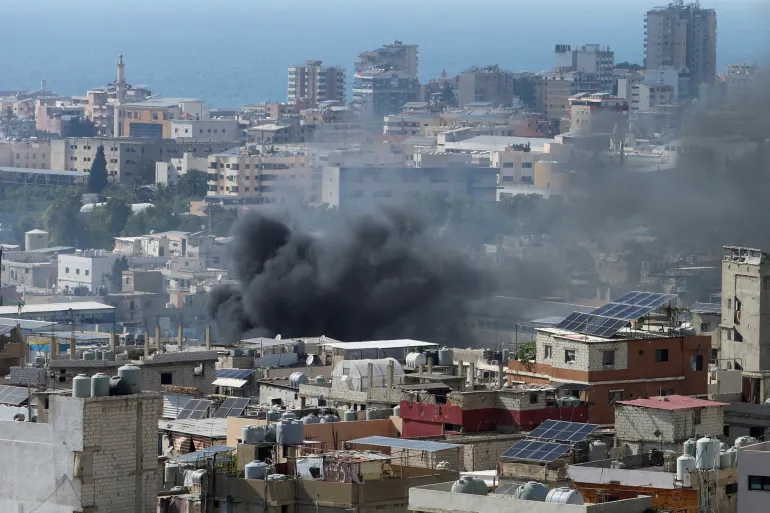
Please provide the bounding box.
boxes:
[546,488,583,505]
[117,364,142,394]
[164,462,181,487]
[72,374,90,398]
[90,373,110,397]
[735,436,759,449]
[405,352,427,369]
[677,454,696,481]
[393,404,401,417]
[515,481,550,501]
[276,420,303,445]
[589,440,608,462]
[343,409,357,421]
[302,414,320,424]
[438,347,454,366]
[696,436,719,469]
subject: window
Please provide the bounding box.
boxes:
[693,409,701,425]
[727,330,732,341]
[529,393,538,404]
[75,269,80,275]
[65,267,69,273]
[700,322,710,332]
[691,354,704,371]
[750,426,764,438]
[160,373,172,385]
[748,475,770,491]
[655,348,669,362]
[544,345,552,359]
[727,298,732,309]
[735,330,744,342]
[602,350,615,366]
[565,349,576,363]
[608,390,623,404]
[84,270,89,276]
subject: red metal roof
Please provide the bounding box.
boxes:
[618,395,727,411]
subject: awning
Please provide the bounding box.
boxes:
[212,377,247,388]
[551,381,592,391]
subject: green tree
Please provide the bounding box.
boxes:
[88,145,109,194]
[512,76,537,108]
[108,256,129,291]
[176,170,208,199]
[615,61,643,71]
[440,82,456,107]
[43,187,84,246]
[103,196,133,235]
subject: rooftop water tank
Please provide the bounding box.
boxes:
[343,409,357,422]
[91,373,110,397]
[267,474,287,481]
[438,347,454,366]
[589,440,608,462]
[266,409,281,422]
[719,449,737,469]
[164,462,181,487]
[108,375,132,396]
[764,397,770,408]
[677,454,696,481]
[83,351,96,361]
[276,420,303,445]
[451,477,488,495]
[117,364,141,394]
[696,436,719,469]
[314,376,326,384]
[514,481,550,501]
[663,451,677,473]
[95,350,104,361]
[735,436,759,449]
[547,488,583,505]
[72,374,90,398]
[25,229,49,251]
[302,414,320,424]
[103,349,115,361]
[393,404,401,417]
[684,438,697,457]
[242,425,266,444]
[405,352,427,369]
[320,414,336,423]
[365,408,379,421]
[34,356,45,368]
[245,461,269,480]
[281,412,297,421]
[265,423,277,443]
[289,372,309,388]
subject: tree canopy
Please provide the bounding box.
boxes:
[88,145,109,194]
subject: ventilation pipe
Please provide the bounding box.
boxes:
[109,332,116,351]
[387,360,394,389]
[155,324,161,351]
[177,322,184,350]
[498,362,505,389]
[367,362,374,391]
[144,329,150,359]
[70,336,76,361]
[205,325,211,350]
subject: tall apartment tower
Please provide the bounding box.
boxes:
[287,60,346,107]
[644,1,717,97]
[355,40,419,76]
[720,246,770,401]
[457,65,516,108]
[554,44,615,92]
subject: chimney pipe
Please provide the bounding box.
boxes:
[109,331,116,351]
[144,329,150,359]
[155,324,161,351]
[177,321,184,350]
[427,357,433,374]
[498,362,505,389]
[70,336,76,361]
[458,360,465,392]
[367,362,374,391]
[387,360,394,389]
[50,336,57,360]
[205,325,211,350]
[469,362,475,388]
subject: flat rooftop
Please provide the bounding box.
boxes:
[323,339,438,350]
[0,301,115,316]
[123,97,201,108]
[618,395,727,411]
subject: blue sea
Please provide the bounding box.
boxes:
[1,0,767,108]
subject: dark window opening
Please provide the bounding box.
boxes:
[161,373,172,385]
[655,349,669,362]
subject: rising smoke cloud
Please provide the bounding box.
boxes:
[207,207,487,343]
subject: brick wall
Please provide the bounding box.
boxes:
[536,331,629,372]
[141,361,216,395]
[80,393,162,513]
[616,405,724,446]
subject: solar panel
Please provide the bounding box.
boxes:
[0,385,30,406]
[214,397,250,418]
[691,302,721,314]
[216,369,255,380]
[214,397,237,418]
[527,420,599,443]
[554,312,628,338]
[501,439,570,463]
[176,399,213,420]
[229,398,250,418]
[611,291,677,308]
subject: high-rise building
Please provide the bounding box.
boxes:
[457,65,516,108]
[352,70,420,119]
[287,60,346,107]
[536,71,602,121]
[355,40,418,76]
[644,1,717,97]
[554,44,615,92]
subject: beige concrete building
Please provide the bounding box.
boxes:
[288,60,346,107]
[0,391,161,513]
[645,2,717,96]
[0,139,51,170]
[356,40,419,76]
[206,147,317,205]
[115,97,209,138]
[568,93,628,134]
[491,148,542,185]
[457,65,516,108]
[537,71,601,121]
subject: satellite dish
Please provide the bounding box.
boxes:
[306,355,315,366]
[275,334,282,340]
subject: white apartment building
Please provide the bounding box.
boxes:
[170,118,240,142]
[738,441,770,513]
[287,60,346,106]
[206,148,317,204]
[554,44,615,92]
[57,250,118,292]
[626,83,676,112]
[156,153,209,185]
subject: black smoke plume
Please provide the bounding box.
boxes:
[207,208,487,343]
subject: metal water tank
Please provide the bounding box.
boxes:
[72,374,91,398]
[90,373,110,397]
[83,351,96,361]
[245,461,269,480]
[438,347,454,366]
[242,425,266,444]
[281,412,297,421]
[514,481,550,501]
[764,397,770,408]
[405,352,427,369]
[546,488,584,505]
[450,477,488,495]
[589,440,608,462]
[393,404,401,417]
[302,414,320,424]
[164,462,181,487]
[289,372,309,388]
[696,436,719,469]
[735,436,759,449]
[117,364,142,394]
[276,420,303,445]
[108,376,131,395]
[343,409,357,422]
[677,454,696,481]
[683,438,697,457]
[266,409,282,422]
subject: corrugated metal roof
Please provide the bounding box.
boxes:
[618,395,727,411]
[163,393,194,419]
[346,436,461,452]
[171,445,234,463]
[212,377,247,388]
